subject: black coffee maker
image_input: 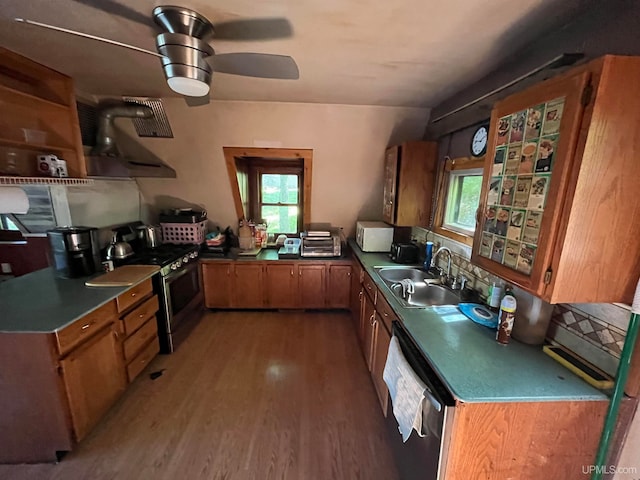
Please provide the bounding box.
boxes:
[47,227,101,278]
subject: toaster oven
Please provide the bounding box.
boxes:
[300,233,342,257]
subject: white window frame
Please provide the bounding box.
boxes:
[442,167,483,236]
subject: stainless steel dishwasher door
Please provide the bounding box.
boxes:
[384,321,456,480]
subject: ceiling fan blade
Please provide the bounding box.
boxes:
[211,53,299,80]
[213,18,293,41]
[14,18,164,58]
[184,95,210,107]
[70,0,154,28]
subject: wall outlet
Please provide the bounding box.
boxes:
[1,263,12,274]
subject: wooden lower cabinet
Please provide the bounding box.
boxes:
[444,400,607,480]
[327,264,352,308]
[265,263,297,308]
[361,289,376,370]
[350,260,363,329]
[201,259,352,310]
[233,263,265,308]
[60,325,126,441]
[298,264,326,308]
[202,262,232,308]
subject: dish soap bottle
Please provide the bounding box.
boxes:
[424,241,434,271]
[497,289,517,345]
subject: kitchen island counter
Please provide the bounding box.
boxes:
[0,267,158,333]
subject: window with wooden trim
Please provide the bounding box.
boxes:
[223,147,313,237]
[433,156,484,246]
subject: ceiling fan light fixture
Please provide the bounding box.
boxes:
[167,76,210,97]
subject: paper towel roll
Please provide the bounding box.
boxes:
[0,187,29,214]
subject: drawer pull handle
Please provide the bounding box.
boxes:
[139,313,145,318]
[131,293,137,297]
[81,323,91,330]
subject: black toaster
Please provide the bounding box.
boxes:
[390,242,420,264]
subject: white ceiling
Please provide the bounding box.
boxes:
[0,0,588,107]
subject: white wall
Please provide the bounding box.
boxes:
[120,100,429,236]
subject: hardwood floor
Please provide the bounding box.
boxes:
[0,311,399,480]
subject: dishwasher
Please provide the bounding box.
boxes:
[384,321,456,480]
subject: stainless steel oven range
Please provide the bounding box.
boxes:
[123,244,202,353]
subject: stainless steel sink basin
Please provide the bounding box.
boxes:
[389,282,461,307]
[373,266,460,307]
[375,267,435,283]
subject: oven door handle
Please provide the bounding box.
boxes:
[164,262,197,282]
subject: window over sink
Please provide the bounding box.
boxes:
[433,156,484,246]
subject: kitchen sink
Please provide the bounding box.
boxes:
[373,266,461,308]
[375,267,435,283]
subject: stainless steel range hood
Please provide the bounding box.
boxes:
[85,103,177,178]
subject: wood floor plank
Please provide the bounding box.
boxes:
[0,310,399,480]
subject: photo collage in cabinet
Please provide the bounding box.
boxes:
[479,97,565,275]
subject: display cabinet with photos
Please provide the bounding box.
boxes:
[472,55,640,304]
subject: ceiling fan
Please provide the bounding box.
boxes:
[14,1,299,106]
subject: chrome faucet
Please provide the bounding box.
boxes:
[432,246,452,284]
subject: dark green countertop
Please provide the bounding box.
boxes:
[349,239,607,403]
[200,247,351,262]
[0,267,158,333]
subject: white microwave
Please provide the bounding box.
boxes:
[355,221,394,252]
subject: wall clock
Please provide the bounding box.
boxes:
[471,125,489,157]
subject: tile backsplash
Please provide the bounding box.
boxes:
[411,226,630,377]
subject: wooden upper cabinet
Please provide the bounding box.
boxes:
[298,264,326,309]
[60,325,125,442]
[472,55,640,304]
[265,263,298,308]
[233,263,264,308]
[327,264,351,309]
[202,263,232,308]
[382,141,438,226]
[0,47,86,178]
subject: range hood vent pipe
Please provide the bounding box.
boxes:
[91,105,154,157]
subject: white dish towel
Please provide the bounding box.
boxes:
[383,335,428,442]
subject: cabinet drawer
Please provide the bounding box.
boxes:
[121,295,159,335]
[116,279,153,313]
[363,272,377,304]
[56,300,118,356]
[126,336,159,382]
[123,317,158,361]
[376,294,395,333]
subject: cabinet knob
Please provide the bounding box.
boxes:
[369,314,375,326]
[131,292,137,298]
[139,313,144,318]
[291,269,294,276]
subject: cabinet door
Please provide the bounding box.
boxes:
[201,263,232,308]
[60,325,126,441]
[360,290,376,369]
[395,142,438,226]
[232,263,264,308]
[265,263,298,308]
[471,70,590,299]
[327,264,351,309]
[350,261,363,330]
[298,264,326,309]
[382,146,399,224]
[371,319,391,416]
